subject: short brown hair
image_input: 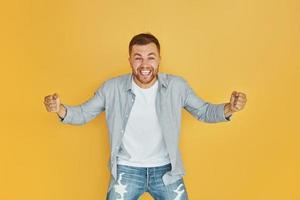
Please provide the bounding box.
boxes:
[129,33,160,55]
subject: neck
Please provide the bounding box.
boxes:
[133,75,157,89]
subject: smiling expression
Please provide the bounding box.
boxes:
[128,43,161,89]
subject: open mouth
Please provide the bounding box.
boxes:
[140,70,152,76]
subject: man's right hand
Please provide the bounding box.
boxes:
[44,93,66,119]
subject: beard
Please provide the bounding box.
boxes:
[133,66,158,85]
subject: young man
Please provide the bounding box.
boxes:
[44,33,247,200]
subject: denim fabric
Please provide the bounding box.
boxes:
[106,163,188,200]
[60,73,231,192]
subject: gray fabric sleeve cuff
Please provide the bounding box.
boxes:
[57,104,72,124]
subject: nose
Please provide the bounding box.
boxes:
[141,59,150,67]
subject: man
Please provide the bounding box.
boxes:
[44,33,247,200]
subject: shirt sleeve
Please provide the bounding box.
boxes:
[58,83,106,125]
[183,80,230,123]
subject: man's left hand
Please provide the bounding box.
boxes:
[224,91,247,118]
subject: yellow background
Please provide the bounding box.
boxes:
[1,0,299,199]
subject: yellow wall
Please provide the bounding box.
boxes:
[1,0,299,199]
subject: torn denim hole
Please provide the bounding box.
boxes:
[173,183,185,200]
[114,172,128,200]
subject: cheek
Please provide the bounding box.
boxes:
[131,61,140,70]
[151,61,159,70]
[132,66,138,73]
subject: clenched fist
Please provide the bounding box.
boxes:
[44,93,60,112]
[44,93,66,119]
[224,91,247,118]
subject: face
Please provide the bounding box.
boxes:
[129,43,160,88]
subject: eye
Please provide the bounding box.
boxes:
[134,57,141,60]
[149,57,155,60]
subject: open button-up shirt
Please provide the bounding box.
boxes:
[60,73,231,192]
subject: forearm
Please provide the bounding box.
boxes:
[58,94,105,125]
[201,103,231,122]
[57,104,91,125]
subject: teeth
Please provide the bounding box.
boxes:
[141,70,150,75]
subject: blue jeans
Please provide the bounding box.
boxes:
[106,163,188,200]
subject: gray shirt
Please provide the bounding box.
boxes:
[59,73,231,192]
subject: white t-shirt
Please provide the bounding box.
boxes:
[116,79,171,167]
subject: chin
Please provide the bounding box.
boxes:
[137,75,156,85]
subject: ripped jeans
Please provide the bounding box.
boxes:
[106,163,188,200]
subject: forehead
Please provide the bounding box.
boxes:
[130,43,159,56]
